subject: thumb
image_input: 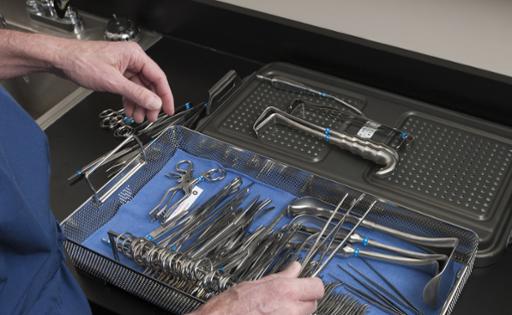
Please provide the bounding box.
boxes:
[259,261,302,283]
[111,73,162,111]
[277,261,301,278]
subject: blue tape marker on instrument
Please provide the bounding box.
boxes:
[123,116,135,125]
[324,128,331,143]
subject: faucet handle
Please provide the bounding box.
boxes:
[0,14,6,29]
[105,15,139,41]
[53,0,71,19]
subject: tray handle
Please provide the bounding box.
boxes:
[207,70,241,115]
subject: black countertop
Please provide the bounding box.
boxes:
[45,36,512,315]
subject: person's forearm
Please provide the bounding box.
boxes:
[0,30,66,79]
[1,29,173,121]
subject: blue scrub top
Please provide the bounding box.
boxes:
[0,87,91,314]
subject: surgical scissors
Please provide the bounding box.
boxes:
[99,108,125,119]
[99,108,136,131]
[100,102,207,139]
[149,160,226,224]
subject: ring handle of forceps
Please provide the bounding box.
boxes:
[101,115,123,129]
[84,135,147,204]
[201,168,226,182]
[175,160,194,173]
[113,125,134,138]
[99,108,124,118]
[99,108,116,118]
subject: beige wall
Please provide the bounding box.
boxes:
[219,0,512,78]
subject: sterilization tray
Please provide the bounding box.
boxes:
[61,126,478,314]
[199,62,512,265]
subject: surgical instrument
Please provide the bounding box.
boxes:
[254,106,400,177]
[147,177,243,243]
[100,102,206,138]
[289,99,414,150]
[294,216,448,261]
[340,264,408,315]
[300,194,348,272]
[354,260,420,314]
[312,199,376,277]
[72,103,207,183]
[256,74,364,116]
[289,196,456,306]
[289,196,460,249]
[148,160,226,224]
[290,227,442,268]
[316,283,368,315]
[332,272,406,315]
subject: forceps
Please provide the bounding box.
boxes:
[99,108,124,119]
[99,108,135,130]
[294,216,448,261]
[149,160,226,224]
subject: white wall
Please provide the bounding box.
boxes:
[219,0,512,78]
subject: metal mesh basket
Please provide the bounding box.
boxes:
[61,126,478,314]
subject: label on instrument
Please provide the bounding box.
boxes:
[173,186,204,217]
[357,121,381,139]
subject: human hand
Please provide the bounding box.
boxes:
[53,39,174,122]
[188,262,325,315]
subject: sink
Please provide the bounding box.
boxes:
[0,20,87,129]
[0,0,161,129]
[1,73,86,129]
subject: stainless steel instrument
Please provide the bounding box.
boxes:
[254,106,400,177]
[256,74,364,116]
[148,160,226,225]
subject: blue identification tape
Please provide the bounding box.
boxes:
[324,128,331,143]
[123,116,135,125]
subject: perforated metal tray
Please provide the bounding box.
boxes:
[200,62,512,265]
[369,113,512,221]
[61,126,478,315]
[220,69,366,162]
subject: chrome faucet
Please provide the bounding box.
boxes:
[26,0,83,34]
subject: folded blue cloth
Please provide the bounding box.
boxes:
[82,149,461,315]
